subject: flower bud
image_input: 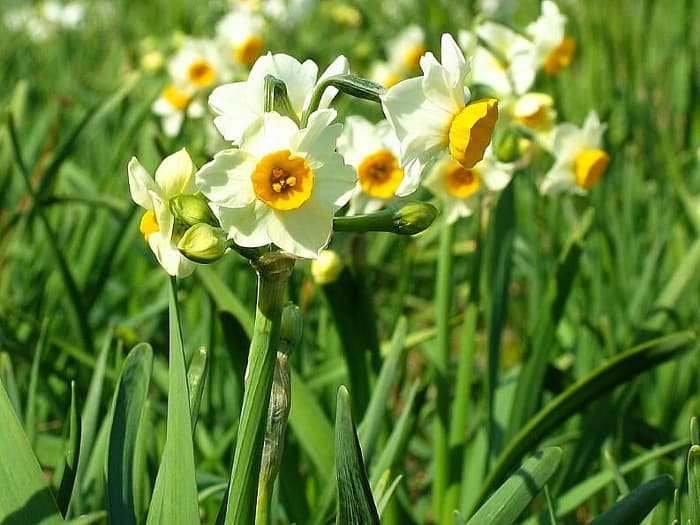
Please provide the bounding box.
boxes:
[176,223,228,263]
[493,126,520,163]
[311,250,344,285]
[392,202,438,234]
[170,194,217,227]
[264,75,299,125]
[279,303,304,354]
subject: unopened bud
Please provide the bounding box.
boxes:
[170,194,217,227]
[279,303,303,355]
[392,202,438,234]
[264,75,299,125]
[311,250,344,285]
[177,223,228,263]
[494,126,520,163]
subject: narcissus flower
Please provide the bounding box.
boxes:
[337,116,406,215]
[127,148,197,277]
[424,147,513,224]
[152,83,205,137]
[209,52,349,144]
[168,37,227,91]
[195,110,356,258]
[541,111,610,194]
[526,1,575,75]
[381,33,499,196]
[216,8,266,69]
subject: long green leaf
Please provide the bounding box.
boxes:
[463,447,562,525]
[146,278,200,525]
[470,330,696,514]
[588,475,674,524]
[335,385,380,525]
[106,343,153,525]
[688,444,700,525]
[0,381,63,524]
[56,381,81,516]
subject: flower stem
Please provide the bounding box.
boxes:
[224,252,295,525]
[432,221,455,523]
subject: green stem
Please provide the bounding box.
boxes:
[224,252,295,525]
[433,222,455,523]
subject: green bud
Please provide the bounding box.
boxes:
[170,194,217,227]
[279,303,303,354]
[494,126,520,163]
[176,223,228,263]
[264,75,300,126]
[333,202,438,235]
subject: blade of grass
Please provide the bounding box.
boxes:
[588,475,674,524]
[56,381,81,516]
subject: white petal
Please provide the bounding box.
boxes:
[154,148,196,197]
[161,112,184,137]
[310,153,357,209]
[148,232,194,277]
[127,157,159,210]
[209,82,262,143]
[439,33,469,85]
[217,201,271,247]
[242,113,299,158]
[381,76,425,141]
[314,55,350,111]
[292,109,341,164]
[267,199,334,258]
[540,163,578,195]
[249,53,317,115]
[196,149,257,207]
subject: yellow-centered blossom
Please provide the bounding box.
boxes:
[195,110,356,258]
[337,116,407,215]
[541,111,610,194]
[381,33,499,196]
[527,1,575,76]
[425,147,513,224]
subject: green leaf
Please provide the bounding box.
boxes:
[187,346,209,433]
[687,444,700,525]
[471,330,695,514]
[197,266,254,339]
[588,475,674,524]
[335,385,380,525]
[463,447,562,525]
[146,278,200,525]
[56,381,81,516]
[0,380,63,524]
[107,343,153,525]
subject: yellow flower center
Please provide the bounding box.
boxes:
[188,59,216,88]
[444,164,481,199]
[403,44,427,70]
[543,36,576,75]
[357,149,404,199]
[235,35,264,67]
[252,150,313,211]
[139,210,159,241]
[448,98,499,169]
[574,149,610,190]
[513,94,554,129]
[162,84,191,110]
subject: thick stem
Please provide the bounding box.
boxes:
[224,252,295,525]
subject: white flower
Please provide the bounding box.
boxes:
[42,1,84,29]
[336,116,406,214]
[196,110,356,258]
[209,52,349,145]
[128,149,197,277]
[386,25,427,74]
[381,33,499,196]
[470,22,536,95]
[216,8,266,68]
[526,0,575,75]
[424,146,513,224]
[541,111,610,194]
[168,37,227,91]
[152,84,205,137]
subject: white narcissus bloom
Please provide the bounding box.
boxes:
[381,33,499,196]
[168,37,227,92]
[209,52,349,145]
[526,0,575,75]
[128,149,197,277]
[471,21,537,95]
[541,111,610,195]
[151,84,205,137]
[216,8,266,69]
[196,110,356,258]
[424,147,513,224]
[386,25,427,75]
[336,116,406,215]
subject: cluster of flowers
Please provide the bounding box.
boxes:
[129,0,611,278]
[146,0,315,137]
[2,0,107,41]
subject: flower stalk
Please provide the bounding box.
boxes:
[223,252,295,525]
